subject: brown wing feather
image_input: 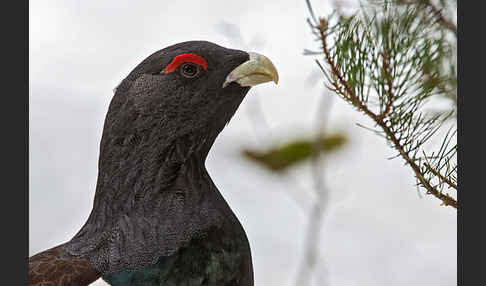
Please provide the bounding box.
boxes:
[29,244,100,286]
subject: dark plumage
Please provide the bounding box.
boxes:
[29,41,278,286]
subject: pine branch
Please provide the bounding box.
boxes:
[380,0,457,36]
[308,2,457,209]
[424,0,457,36]
[424,162,457,190]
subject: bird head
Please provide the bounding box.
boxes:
[104,41,278,160]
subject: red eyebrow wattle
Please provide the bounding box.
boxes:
[163,53,208,74]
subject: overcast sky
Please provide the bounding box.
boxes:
[29,1,456,286]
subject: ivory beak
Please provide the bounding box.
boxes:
[223,52,279,88]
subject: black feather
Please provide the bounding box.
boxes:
[60,41,254,285]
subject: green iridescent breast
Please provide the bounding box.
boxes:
[103,226,252,286]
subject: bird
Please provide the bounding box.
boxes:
[29,40,279,286]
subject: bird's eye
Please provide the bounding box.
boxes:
[180,63,200,78]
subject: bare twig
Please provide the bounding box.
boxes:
[294,88,334,286]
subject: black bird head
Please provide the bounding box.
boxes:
[65,41,278,274]
[106,40,278,160]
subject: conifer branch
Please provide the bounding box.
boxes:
[427,1,456,36]
[307,1,457,208]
